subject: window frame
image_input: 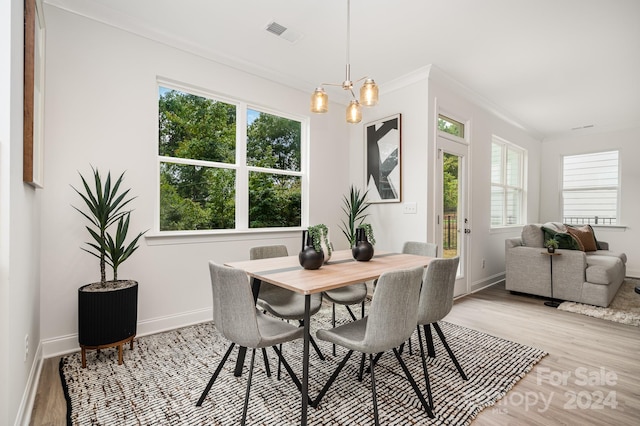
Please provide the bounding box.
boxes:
[155,79,308,236]
[490,136,527,228]
[561,150,620,226]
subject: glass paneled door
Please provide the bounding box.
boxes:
[436,136,469,297]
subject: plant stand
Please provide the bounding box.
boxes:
[81,336,135,368]
[78,281,138,368]
[541,252,561,307]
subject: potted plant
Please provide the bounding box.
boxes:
[308,224,332,263]
[545,238,559,253]
[72,166,147,368]
[353,223,375,261]
[357,223,376,246]
[339,185,371,247]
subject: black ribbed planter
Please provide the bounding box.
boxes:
[78,280,138,368]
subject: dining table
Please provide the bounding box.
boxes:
[225,248,434,426]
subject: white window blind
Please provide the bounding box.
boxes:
[562,151,619,225]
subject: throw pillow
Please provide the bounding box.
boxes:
[541,226,580,250]
[565,224,598,252]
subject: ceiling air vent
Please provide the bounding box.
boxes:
[265,21,302,43]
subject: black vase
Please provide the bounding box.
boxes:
[299,230,324,270]
[352,228,374,261]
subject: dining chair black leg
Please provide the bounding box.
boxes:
[261,348,271,377]
[345,305,357,321]
[358,353,366,382]
[433,322,467,380]
[332,303,337,356]
[392,347,434,418]
[369,353,380,426]
[196,343,236,406]
[416,325,433,408]
[241,348,256,425]
[312,349,354,408]
[277,343,282,380]
[234,346,247,377]
[424,324,436,358]
[271,345,314,406]
[299,320,326,361]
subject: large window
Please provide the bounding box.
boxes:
[562,151,619,225]
[491,137,526,227]
[158,84,303,232]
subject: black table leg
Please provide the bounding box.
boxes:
[234,278,262,377]
[301,294,310,425]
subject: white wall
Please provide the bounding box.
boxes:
[39,5,348,356]
[2,0,44,424]
[540,127,640,277]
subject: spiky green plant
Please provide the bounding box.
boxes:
[72,167,146,284]
[339,185,371,246]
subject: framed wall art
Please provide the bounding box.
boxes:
[364,113,401,203]
[23,0,45,187]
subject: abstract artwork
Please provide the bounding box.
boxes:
[365,114,401,203]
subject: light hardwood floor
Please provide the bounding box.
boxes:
[30,283,639,425]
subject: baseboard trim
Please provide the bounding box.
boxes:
[469,272,506,294]
[41,307,213,359]
[14,342,43,426]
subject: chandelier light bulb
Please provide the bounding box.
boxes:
[346,99,362,124]
[360,79,379,107]
[310,87,329,113]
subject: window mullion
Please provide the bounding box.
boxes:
[236,104,248,230]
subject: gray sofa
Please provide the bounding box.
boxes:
[505,222,627,307]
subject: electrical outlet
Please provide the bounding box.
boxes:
[403,202,417,214]
[24,334,29,361]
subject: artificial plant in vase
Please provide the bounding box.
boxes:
[339,185,371,247]
[72,166,147,367]
[353,223,375,261]
[308,223,332,263]
[545,238,559,253]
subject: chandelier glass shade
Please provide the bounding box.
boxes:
[309,0,378,123]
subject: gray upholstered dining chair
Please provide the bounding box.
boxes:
[322,282,368,356]
[414,256,467,409]
[250,245,325,378]
[196,261,304,425]
[403,241,438,258]
[313,267,434,424]
[375,241,437,355]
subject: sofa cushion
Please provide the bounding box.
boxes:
[566,224,598,252]
[585,257,624,285]
[541,226,580,250]
[521,224,544,247]
[587,250,627,264]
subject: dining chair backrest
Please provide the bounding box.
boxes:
[249,245,289,293]
[250,245,288,260]
[402,241,438,257]
[209,261,262,348]
[363,266,424,353]
[417,256,460,325]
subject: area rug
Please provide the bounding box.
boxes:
[60,308,547,425]
[557,279,640,326]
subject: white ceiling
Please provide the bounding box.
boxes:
[46,0,640,138]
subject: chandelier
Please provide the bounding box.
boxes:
[310,0,379,124]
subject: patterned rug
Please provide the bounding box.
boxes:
[60,306,547,425]
[557,279,640,326]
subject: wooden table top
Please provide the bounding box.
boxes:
[225,249,434,295]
